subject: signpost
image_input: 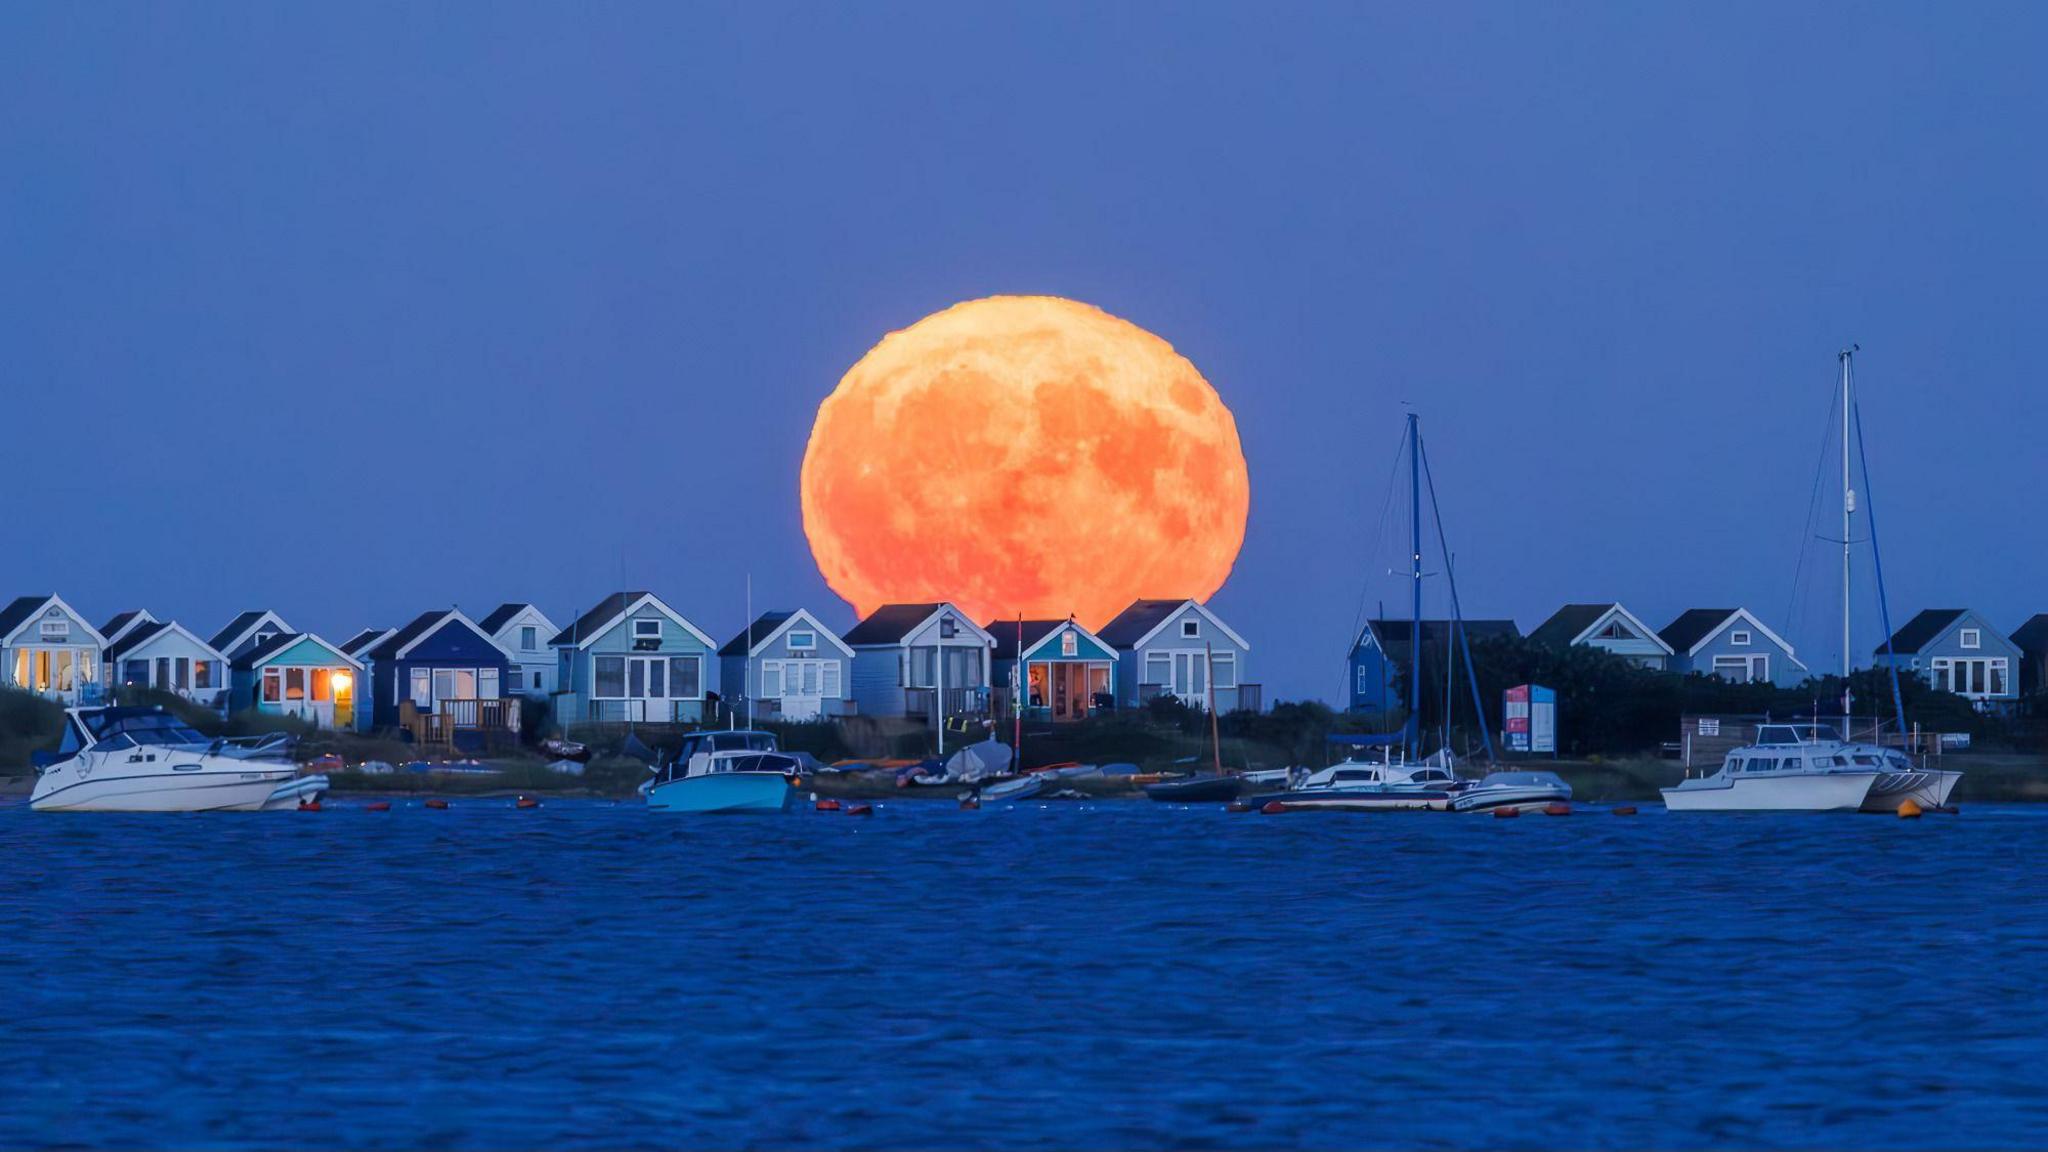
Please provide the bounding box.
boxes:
[1504,684,1557,755]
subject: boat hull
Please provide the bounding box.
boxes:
[979,776,1043,803]
[646,772,794,813]
[1144,775,1243,803]
[1248,789,1453,812]
[1862,769,1962,812]
[1661,771,1878,812]
[31,765,298,812]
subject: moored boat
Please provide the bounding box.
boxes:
[642,730,798,813]
[31,706,300,812]
[1662,723,1879,812]
[1448,770,1573,813]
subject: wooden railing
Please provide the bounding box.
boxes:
[403,697,521,748]
[904,686,988,720]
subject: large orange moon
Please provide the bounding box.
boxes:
[801,295,1250,629]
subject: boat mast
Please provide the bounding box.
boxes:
[1841,347,1854,721]
[1407,412,1423,763]
[745,574,754,730]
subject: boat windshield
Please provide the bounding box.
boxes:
[81,710,211,748]
[1755,723,1841,746]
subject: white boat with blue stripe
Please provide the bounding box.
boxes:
[31,706,323,813]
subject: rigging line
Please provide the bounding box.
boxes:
[1419,435,1497,765]
[1785,374,1842,655]
[1343,422,1416,700]
[1852,392,1911,743]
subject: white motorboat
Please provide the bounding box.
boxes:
[1245,753,1461,812]
[1662,723,1880,812]
[1448,770,1573,813]
[1842,745,1962,812]
[31,706,307,812]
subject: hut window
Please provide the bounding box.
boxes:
[1730,631,1751,646]
[788,630,816,650]
[1144,653,1171,685]
[762,662,782,697]
[1961,628,1981,649]
[311,669,332,702]
[194,660,213,689]
[262,669,282,702]
[594,656,626,698]
[1181,620,1200,638]
[669,656,702,699]
[411,669,433,707]
[38,617,68,641]
[519,626,538,651]
[284,668,306,701]
[634,619,662,639]
[939,617,958,639]
[1212,653,1238,689]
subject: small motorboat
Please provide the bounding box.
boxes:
[642,730,798,813]
[1662,723,1882,812]
[540,737,592,763]
[1144,774,1243,803]
[1447,770,1572,813]
[976,774,1043,804]
[31,706,300,813]
[1244,757,1460,813]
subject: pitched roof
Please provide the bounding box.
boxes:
[2012,614,2048,653]
[1879,609,1968,656]
[1363,619,1521,668]
[104,620,172,662]
[1097,600,1186,647]
[100,610,152,642]
[231,631,359,670]
[342,627,392,657]
[368,610,455,660]
[987,619,1068,661]
[209,610,280,653]
[548,592,646,647]
[1658,609,1738,654]
[720,612,794,657]
[477,603,531,635]
[843,604,945,646]
[0,595,54,641]
[1528,604,1614,648]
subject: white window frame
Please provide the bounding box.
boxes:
[1181,619,1201,639]
[1356,664,1372,695]
[1730,630,1751,647]
[519,626,538,651]
[1212,652,1238,690]
[633,619,662,640]
[787,630,816,651]
[39,618,69,641]
[1960,628,1981,649]
[1712,654,1768,683]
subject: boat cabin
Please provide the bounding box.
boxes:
[53,706,213,760]
[653,730,798,785]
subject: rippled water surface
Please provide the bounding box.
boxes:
[3,797,2045,1149]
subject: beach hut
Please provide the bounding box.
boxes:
[103,618,229,707]
[1098,598,1253,713]
[549,592,718,725]
[1528,603,1673,670]
[1658,608,1807,687]
[986,617,1116,722]
[228,633,366,731]
[208,610,294,663]
[363,609,516,734]
[1349,618,1520,715]
[718,609,855,722]
[1877,609,2021,710]
[478,603,561,699]
[0,594,106,704]
[844,603,995,722]
[2010,614,2048,698]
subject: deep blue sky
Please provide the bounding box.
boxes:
[4,3,2044,704]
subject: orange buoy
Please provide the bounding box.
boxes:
[1260,800,1288,815]
[847,803,873,817]
[1612,805,1638,816]
[298,799,321,812]
[516,796,540,810]
[366,801,391,812]
[816,798,841,811]
[424,798,449,810]
[1493,806,1520,819]
[1544,802,1572,817]
[1898,798,1923,819]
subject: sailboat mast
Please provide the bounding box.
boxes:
[1407,412,1423,763]
[1841,347,1855,716]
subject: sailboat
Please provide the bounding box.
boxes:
[1664,348,1960,812]
[1247,412,1569,814]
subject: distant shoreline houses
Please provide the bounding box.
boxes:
[0,591,1263,746]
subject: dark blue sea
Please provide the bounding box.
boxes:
[3,797,2045,1150]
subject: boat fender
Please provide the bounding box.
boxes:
[516,797,540,810]
[816,799,841,812]
[1612,806,1638,816]
[1544,802,1571,817]
[1259,800,1287,815]
[298,799,321,812]
[847,803,873,817]
[1493,806,1519,819]
[425,798,449,810]
[1898,798,1923,819]
[366,801,392,812]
